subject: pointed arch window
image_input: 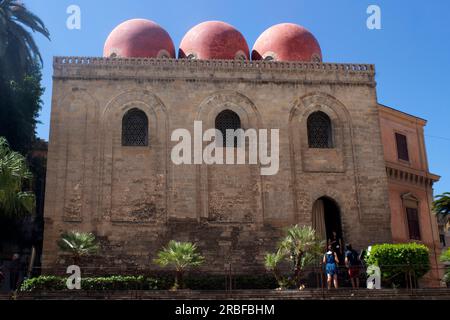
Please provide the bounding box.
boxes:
[215,110,241,147]
[122,108,148,146]
[307,111,333,148]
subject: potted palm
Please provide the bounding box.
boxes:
[154,240,204,290]
[57,231,99,265]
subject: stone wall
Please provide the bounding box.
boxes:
[42,58,392,272]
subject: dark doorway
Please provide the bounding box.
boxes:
[321,197,343,245]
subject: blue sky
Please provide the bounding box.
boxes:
[25,0,450,195]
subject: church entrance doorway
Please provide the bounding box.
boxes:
[312,197,344,254]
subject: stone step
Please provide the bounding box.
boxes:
[15,289,450,300]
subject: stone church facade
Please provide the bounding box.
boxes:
[41,20,441,285]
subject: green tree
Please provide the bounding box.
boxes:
[57,231,99,265]
[0,0,50,80]
[264,225,324,290]
[0,136,35,217]
[433,192,450,222]
[441,248,450,284]
[154,240,205,290]
[0,65,44,153]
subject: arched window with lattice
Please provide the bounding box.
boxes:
[307,111,333,148]
[121,108,148,146]
[215,110,241,147]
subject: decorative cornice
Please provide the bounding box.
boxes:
[386,163,440,187]
[52,56,376,86]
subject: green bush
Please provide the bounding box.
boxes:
[20,273,279,291]
[440,247,450,283]
[20,276,66,292]
[20,275,160,292]
[365,243,430,287]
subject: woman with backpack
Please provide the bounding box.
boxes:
[345,244,361,289]
[323,244,339,289]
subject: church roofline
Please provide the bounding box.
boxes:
[378,103,427,126]
[52,56,375,74]
[52,56,376,87]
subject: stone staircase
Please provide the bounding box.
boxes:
[11,288,450,300]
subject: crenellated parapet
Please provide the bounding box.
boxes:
[53,57,376,86]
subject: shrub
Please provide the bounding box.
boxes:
[20,276,66,292]
[364,243,430,287]
[20,275,160,292]
[440,247,450,283]
[19,273,279,291]
[264,225,324,289]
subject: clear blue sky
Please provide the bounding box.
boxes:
[25,0,450,195]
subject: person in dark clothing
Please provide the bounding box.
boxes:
[9,254,21,291]
[328,231,343,263]
[344,244,361,289]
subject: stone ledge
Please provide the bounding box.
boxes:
[52,57,376,87]
[13,289,450,300]
[53,57,375,74]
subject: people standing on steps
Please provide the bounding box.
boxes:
[323,244,339,289]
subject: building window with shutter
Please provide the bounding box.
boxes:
[395,133,409,162]
[406,207,421,240]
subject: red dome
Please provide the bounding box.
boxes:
[103,19,175,58]
[179,21,249,60]
[252,23,322,62]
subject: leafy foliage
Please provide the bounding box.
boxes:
[19,276,66,292]
[433,192,450,222]
[20,275,161,292]
[364,243,430,287]
[19,274,278,292]
[154,240,204,290]
[440,248,450,283]
[264,225,324,289]
[0,0,50,80]
[57,231,99,264]
[0,137,35,217]
[0,65,44,154]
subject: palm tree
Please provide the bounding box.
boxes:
[57,231,99,265]
[264,252,284,289]
[0,0,50,80]
[0,136,35,217]
[264,225,324,289]
[154,240,204,290]
[433,192,450,223]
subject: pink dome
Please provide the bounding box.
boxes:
[103,19,175,58]
[179,21,249,60]
[252,23,322,62]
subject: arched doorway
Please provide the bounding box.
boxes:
[312,197,344,245]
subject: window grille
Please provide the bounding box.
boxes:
[307,111,332,148]
[122,108,148,146]
[215,110,241,147]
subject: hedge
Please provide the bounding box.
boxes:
[20,274,278,291]
[20,275,160,292]
[364,243,430,287]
